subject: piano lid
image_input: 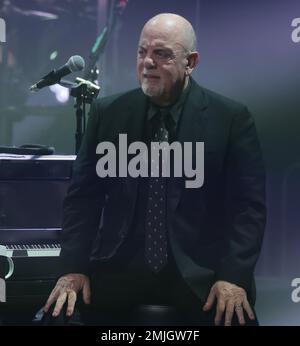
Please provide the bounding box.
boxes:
[0,154,76,179]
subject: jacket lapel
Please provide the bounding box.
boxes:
[168,79,209,213]
[122,89,148,232]
[124,89,149,145]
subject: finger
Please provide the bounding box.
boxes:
[82,278,91,305]
[43,288,59,312]
[214,300,225,326]
[52,292,67,317]
[66,291,77,316]
[235,304,245,325]
[203,289,216,311]
[243,299,255,320]
[224,302,234,326]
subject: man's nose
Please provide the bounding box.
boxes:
[143,56,156,69]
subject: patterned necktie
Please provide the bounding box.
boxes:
[145,110,170,273]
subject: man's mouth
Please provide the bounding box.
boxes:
[143,74,160,79]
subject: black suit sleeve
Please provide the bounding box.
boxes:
[59,101,105,276]
[216,107,266,293]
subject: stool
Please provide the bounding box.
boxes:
[131,304,181,326]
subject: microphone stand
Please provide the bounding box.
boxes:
[60,78,100,154]
[64,1,129,154]
[74,84,86,155]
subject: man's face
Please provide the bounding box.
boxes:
[137,25,188,105]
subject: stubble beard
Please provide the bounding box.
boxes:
[141,80,164,98]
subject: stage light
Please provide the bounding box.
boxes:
[50,51,58,60]
[49,84,69,103]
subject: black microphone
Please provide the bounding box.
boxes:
[30,55,85,92]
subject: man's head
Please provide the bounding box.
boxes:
[137,13,199,106]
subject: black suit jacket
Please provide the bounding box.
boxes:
[59,78,266,304]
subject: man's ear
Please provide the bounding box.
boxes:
[186,51,200,75]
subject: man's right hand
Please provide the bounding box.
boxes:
[43,273,91,317]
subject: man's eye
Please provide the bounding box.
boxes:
[155,50,168,58]
[155,50,173,60]
[138,50,145,56]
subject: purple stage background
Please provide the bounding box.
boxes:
[1,0,300,325]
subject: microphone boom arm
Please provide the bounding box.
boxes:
[83,0,129,82]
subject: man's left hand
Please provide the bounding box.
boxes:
[203,280,255,326]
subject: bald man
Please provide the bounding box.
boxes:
[44,13,265,326]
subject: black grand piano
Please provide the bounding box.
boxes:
[0,154,75,324]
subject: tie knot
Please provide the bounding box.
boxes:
[150,107,175,142]
[159,108,170,118]
[156,109,173,130]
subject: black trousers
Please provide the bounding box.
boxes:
[77,248,258,326]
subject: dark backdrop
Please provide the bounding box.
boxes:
[1,0,300,324]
